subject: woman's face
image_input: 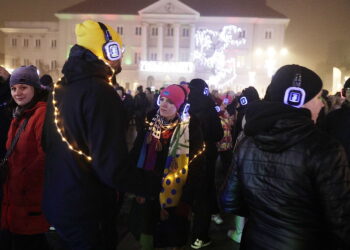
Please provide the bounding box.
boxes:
[10,84,35,106]
[159,96,177,120]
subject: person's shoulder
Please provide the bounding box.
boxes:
[308,128,343,154]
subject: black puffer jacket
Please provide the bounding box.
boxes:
[42,45,159,225]
[221,101,350,250]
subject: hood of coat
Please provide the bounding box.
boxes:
[62,45,113,85]
[244,101,315,152]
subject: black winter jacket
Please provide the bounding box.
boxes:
[221,101,350,250]
[42,45,159,225]
[326,101,350,164]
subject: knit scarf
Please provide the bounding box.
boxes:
[136,112,190,208]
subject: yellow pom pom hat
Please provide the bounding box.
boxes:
[75,20,123,61]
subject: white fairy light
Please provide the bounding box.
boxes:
[193,25,246,90]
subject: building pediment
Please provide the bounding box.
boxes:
[139,0,199,20]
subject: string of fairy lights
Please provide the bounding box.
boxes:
[145,118,207,164]
[52,62,206,163]
[51,62,114,162]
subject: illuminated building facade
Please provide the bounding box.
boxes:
[1,0,289,93]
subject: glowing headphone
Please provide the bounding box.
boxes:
[203,87,209,96]
[239,96,248,106]
[98,22,123,61]
[223,93,229,105]
[283,69,306,108]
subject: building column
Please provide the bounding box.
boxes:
[173,23,180,61]
[189,24,196,61]
[141,23,148,60]
[157,24,163,61]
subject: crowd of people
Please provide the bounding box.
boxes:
[0,19,350,250]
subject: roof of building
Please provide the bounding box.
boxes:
[57,0,287,19]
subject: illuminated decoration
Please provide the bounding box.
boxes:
[193,25,246,89]
[52,63,115,162]
[255,47,289,77]
[140,61,194,73]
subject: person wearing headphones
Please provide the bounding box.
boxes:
[221,65,350,250]
[129,84,205,250]
[42,20,160,250]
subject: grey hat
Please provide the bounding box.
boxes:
[9,65,41,89]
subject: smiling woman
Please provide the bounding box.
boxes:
[1,65,50,250]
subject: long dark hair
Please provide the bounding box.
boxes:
[9,86,46,119]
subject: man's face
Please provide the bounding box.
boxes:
[108,59,122,75]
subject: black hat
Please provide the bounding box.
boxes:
[189,78,209,96]
[344,78,350,89]
[40,74,53,88]
[239,86,260,106]
[264,64,323,107]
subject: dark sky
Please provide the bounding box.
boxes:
[1,0,350,82]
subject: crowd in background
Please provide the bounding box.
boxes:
[0,19,349,250]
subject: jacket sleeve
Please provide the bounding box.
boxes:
[312,141,350,249]
[84,84,160,197]
[219,151,247,217]
[180,115,205,206]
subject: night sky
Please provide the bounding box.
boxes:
[1,0,350,83]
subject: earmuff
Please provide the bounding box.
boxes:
[239,96,248,106]
[98,22,123,61]
[283,68,306,108]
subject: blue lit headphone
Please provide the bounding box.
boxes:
[203,87,210,96]
[239,96,248,106]
[283,69,306,108]
[98,22,123,61]
[223,92,229,105]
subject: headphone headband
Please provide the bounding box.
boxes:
[98,22,112,42]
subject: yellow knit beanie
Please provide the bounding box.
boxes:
[75,20,123,61]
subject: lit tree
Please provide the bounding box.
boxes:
[193,25,246,90]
